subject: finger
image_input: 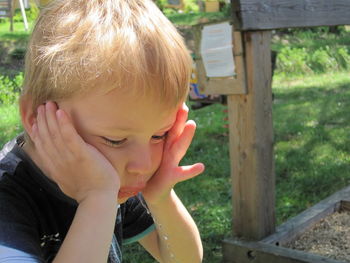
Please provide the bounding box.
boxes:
[166,104,189,147]
[31,122,59,177]
[45,101,64,150]
[171,120,196,163]
[176,163,205,183]
[35,105,60,159]
[36,104,49,139]
[56,109,86,155]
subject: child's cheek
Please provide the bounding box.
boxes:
[152,142,166,171]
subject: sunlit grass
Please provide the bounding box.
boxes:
[273,72,350,223]
[0,20,33,40]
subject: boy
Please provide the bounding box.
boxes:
[0,0,205,262]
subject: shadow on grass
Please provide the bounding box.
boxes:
[273,78,350,223]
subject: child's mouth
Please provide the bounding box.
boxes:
[118,186,145,199]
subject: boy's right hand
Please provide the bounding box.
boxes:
[29,101,120,204]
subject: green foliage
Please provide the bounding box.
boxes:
[0,7,39,24]
[309,46,337,73]
[183,0,199,13]
[154,0,167,10]
[0,74,22,146]
[273,28,350,76]
[334,47,350,70]
[0,73,23,105]
[277,47,312,75]
[13,8,39,22]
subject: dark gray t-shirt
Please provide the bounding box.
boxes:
[0,137,155,262]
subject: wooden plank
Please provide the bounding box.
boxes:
[340,200,350,211]
[223,238,345,263]
[0,0,11,15]
[0,0,13,32]
[226,31,275,240]
[262,185,350,246]
[231,0,350,31]
[193,23,246,95]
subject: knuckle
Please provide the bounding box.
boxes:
[49,130,59,141]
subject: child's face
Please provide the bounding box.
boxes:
[59,89,179,203]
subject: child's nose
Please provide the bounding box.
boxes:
[126,146,153,175]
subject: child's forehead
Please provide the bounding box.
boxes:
[72,106,177,138]
[60,88,180,130]
[82,85,181,110]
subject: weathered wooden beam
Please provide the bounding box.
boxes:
[226,31,275,240]
[262,185,350,246]
[231,0,350,31]
[223,238,345,263]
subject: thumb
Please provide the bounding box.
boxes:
[176,163,205,183]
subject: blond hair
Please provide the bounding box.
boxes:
[22,0,191,110]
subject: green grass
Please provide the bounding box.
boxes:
[166,11,229,26]
[273,72,350,223]
[0,21,32,40]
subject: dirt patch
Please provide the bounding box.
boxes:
[285,210,350,262]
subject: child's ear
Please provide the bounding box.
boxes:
[19,95,36,138]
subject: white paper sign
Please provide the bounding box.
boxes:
[200,22,235,78]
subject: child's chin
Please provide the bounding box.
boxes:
[117,197,129,204]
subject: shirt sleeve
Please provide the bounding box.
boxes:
[0,245,42,263]
[0,190,43,261]
[121,194,155,244]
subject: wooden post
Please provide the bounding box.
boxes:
[227,31,275,240]
[9,0,13,31]
[231,0,350,31]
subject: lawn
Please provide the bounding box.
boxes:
[1,8,350,263]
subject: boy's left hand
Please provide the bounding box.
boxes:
[142,104,205,205]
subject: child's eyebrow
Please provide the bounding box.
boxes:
[159,123,174,131]
[103,122,174,133]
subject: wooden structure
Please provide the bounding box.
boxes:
[0,0,28,31]
[193,1,350,262]
[165,0,184,9]
[0,0,14,31]
[223,187,350,263]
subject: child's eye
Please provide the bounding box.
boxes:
[102,137,127,147]
[151,132,168,141]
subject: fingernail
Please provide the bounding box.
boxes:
[46,101,54,109]
[183,103,189,112]
[56,109,61,118]
[37,105,43,114]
